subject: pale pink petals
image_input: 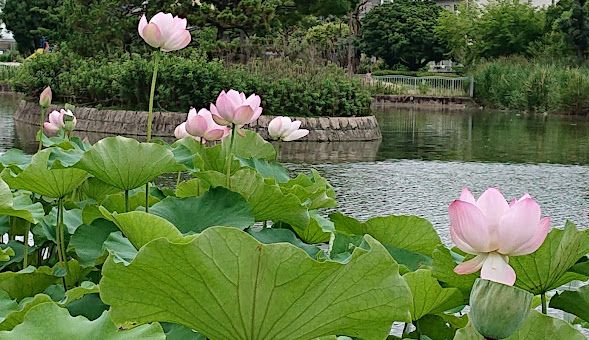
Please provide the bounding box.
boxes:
[450,225,477,254]
[510,217,550,256]
[449,200,495,253]
[454,254,487,275]
[43,122,60,136]
[183,108,229,141]
[39,86,52,107]
[142,23,163,49]
[283,129,309,141]
[174,122,190,139]
[138,12,191,52]
[48,110,64,127]
[497,198,542,254]
[481,253,516,286]
[268,116,308,141]
[211,90,263,126]
[476,188,509,226]
[459,188,476,204]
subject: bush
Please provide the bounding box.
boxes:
[473,57,589,114]
[11,52,372,117]
[372,70,463,77]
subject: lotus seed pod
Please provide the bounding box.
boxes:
[469,279,533,339]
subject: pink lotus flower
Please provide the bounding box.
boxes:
[449,188,550,286]
[39,86,52,107]
[268,116,309,141]
[43,109,77,136]
[210,90,263,126]
[138,12,191,52]
[174,122,192,139]
[185,108,229,141]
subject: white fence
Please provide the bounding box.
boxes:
[373,75,474,97]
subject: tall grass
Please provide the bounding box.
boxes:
[473,58,589,114]
[0,65,18,82]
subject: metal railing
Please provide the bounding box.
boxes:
[0,62,20,81]
[372,75,474,97]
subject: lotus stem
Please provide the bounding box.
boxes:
[176,171,182,188]
[124,190,130,213]
[23,222,30,268]
[541,293,547,314]
[57,198,70,289]
[146,51,160,142]
[37,106,48,151]
[225,124,237,187]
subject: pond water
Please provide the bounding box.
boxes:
[1,95,589,244]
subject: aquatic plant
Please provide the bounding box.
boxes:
[0,12,586,340]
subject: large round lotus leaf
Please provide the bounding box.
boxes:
[75,136,183,191]
[0,302,165,339]
[510,222,589,295]
[100,227,412,340]
[1,149,88,198]
[0,178,44,224]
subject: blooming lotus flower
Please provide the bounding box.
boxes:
[39,86,52,107]
[449,188,550,286]
[43,109,77,136]
[185,108,229,141]
[174,122,193,140]
[268,116,309,141]
[210,90,263,126]
[138,12,191,52]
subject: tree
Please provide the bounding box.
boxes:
[436,0,545,64]
[360,0,447,71]
[548,0,589,61]
[0,0,56,54]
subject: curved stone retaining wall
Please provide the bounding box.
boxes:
[13,100,382,142]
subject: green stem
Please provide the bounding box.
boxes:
[276,140,282,160]
[225,124,237,187]
[38,106,48,151]
[23,222,30,268]
[176,171,182,188]
[145,183,150,213]
[57,198,70,289]
[124,190,130,213]
[541,292,547,314]
[146,51,160,142]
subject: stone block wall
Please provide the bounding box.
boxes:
[13,100,382,142]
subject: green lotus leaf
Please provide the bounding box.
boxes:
[291,211,334,244]
[247,228,322,258]
[431,246,478,300]
[549,284,589,323]
[0,293,53,331]
[198,168,310,229]
[510,222,589,295]
[78,177,122,203]
[0,248,14,262]
[330,213,442,271]
[408,314,468,340]
[170,137,204,171]
[0,242,32,271]
[102,188,160,213]
[227,130,276,161]
[239,158,290,183]
[101,210,183,249]
[150,187,255,233]
[100,227,412,340]
[69,219,119,267]
[61,281,100,306]
[0,266,57,300]
[75,136,183,191]
[280,169,337,210]
[0,302,165,339]
[102,232,137,265]
[195,144,242,174]
[0,149,31,172]
[403,269,463,321]
[163,323,205,340]
[1,149,88,198]
[0,182,45,224]
[175,178,210,198]
[570,256,589,276]
[0,290,17,321]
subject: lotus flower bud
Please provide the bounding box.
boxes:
[469,279,533,339]
[39,86,52,107]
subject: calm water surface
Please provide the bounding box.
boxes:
[1,96,588,241]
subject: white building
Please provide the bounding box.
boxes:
[0,24,17,52]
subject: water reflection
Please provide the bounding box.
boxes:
[375,107,589,164]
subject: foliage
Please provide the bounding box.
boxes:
[0,0,56,54]
[473,57,589,114]
[546,0,589,61]
[11,52,372,117]
[436,0,544,64]
[360,0,447,71]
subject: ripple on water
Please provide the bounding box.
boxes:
[288,159,589,245]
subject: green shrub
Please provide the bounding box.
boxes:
[372,70,463,77]
[11,52,372,117]
[473,57,589,114]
